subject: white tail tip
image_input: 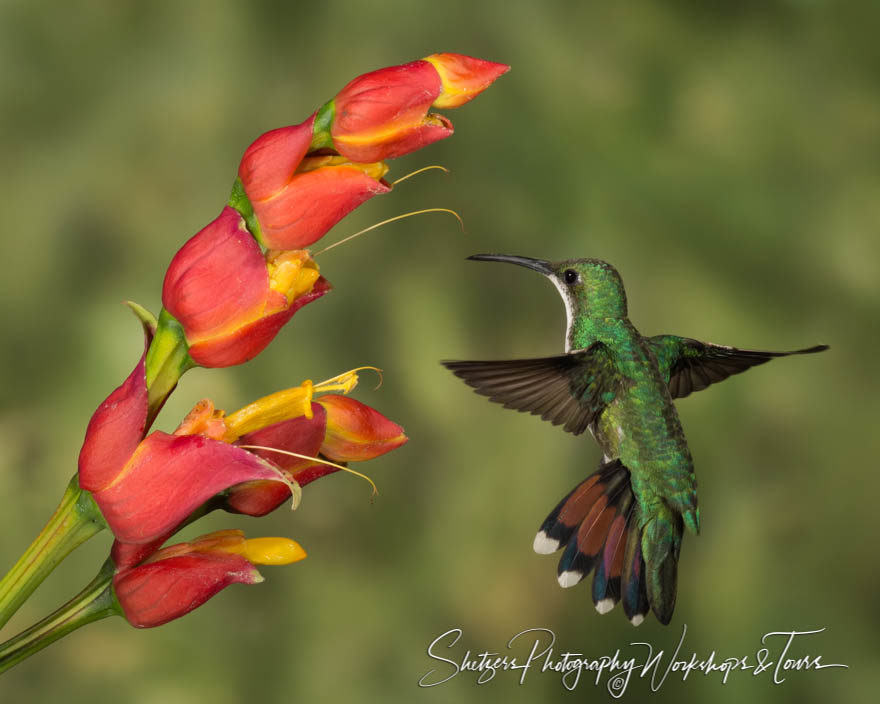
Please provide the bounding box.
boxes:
[595,598,615,615]
[533,531,560,554]
[557,570,583,588]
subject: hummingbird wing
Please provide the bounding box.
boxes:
[442,343,621,435]
[647,336,829,399]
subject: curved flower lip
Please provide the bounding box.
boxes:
[238,116,391,251]
[249,164,391,251]
[113,529,305,628]
[78,333,150,493]
[92,432,295,544]
[238,118,315,203]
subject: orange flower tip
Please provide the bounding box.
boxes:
[174,399,227,440]
[424,53,510,108]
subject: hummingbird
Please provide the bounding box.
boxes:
[443,254,828,626]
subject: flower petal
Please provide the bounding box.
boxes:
[162,207,268,342]
[224,405,328,515]
[114,550,261,628]
[317,395,408,462]
[93,433,292,544]
[252,166,390,250]
[330,59,452,162]
[78,336,150,492]
[185,275,331,367]
[238,118,315,202]
[424,53,511,108]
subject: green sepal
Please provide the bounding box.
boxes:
[123,300,158,335]
[228,177,264,245]
[310,99,336,151]
[145,308,196,423]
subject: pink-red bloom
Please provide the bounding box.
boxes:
[79,353,406,544]
[329,53,509,163]
[227,394,407,516]
[161,206,330,367]
[159,53,506,369]
[113,530,305,628]
[237,117,390,251]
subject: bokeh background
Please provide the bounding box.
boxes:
[1,1,877,701]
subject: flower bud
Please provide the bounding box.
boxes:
[327,53,509,163]
[237,119,391,250]
[113,529,305,628]
[161,206,330,367]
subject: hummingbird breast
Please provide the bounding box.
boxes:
[590,322,697,525]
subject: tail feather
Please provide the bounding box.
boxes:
[535,459,682,626]
[591,496,631,613]
[641,510,684,625]
[620,525,650,626]
[533,461,626,555]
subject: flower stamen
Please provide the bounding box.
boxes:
[311,208,464,257]
[237,445,379,498]
[391,164,450,186]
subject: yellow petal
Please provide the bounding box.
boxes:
[239,537,307,565]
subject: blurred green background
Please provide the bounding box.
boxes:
[1,0,877,701]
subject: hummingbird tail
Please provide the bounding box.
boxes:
[533,459,681,626]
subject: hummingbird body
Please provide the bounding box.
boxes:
[444,254,827,625]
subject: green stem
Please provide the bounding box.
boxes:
[0,476,107,631]
[145,308,196,425]
[0,560,119,674]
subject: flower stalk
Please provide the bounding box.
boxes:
[0,476,107,630]
[0,559,117,674]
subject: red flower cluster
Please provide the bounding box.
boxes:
[73,53,506,628]
[161,52,508,368]
[79,332,404,625]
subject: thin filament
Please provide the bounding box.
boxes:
[312,208,465,257]
[391,164,449,186]
[238,445,379,497]
[315,366,384,392]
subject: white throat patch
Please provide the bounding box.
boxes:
[548,276,576,353]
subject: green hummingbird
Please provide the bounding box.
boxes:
[443,254,827,626]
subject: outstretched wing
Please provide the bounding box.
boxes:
[442,343,622,436]
[648,335,828,400]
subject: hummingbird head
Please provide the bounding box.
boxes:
[468,254,628,350]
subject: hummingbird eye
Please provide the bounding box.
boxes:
[563,269,579,285]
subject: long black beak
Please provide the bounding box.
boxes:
[467,253,554,275]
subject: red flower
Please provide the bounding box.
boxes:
[79,364,406,543]
[237,118,391,251]
[161,206,331,367]
[328,53,509,162]
[113,530,305,628]
[226,394,407,516]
